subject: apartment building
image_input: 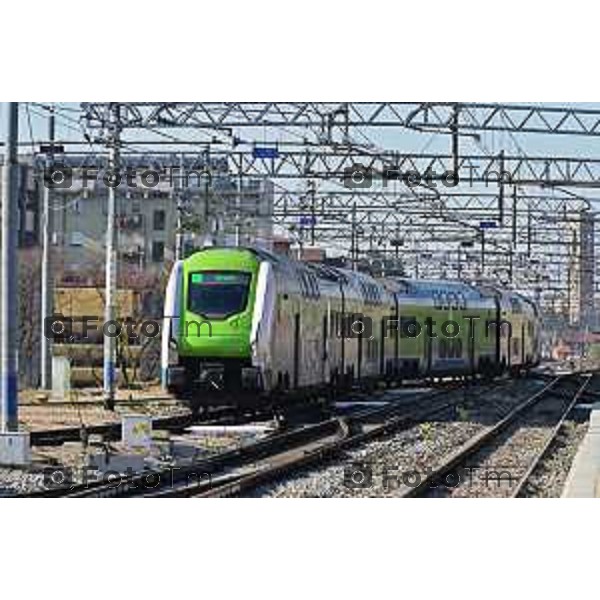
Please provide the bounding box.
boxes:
[2,154,275,277]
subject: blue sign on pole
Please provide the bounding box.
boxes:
[299,216,316,226]
[253,147,279,159]
[479,221,498,230]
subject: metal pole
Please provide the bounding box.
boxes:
[512,186,518,246]
[351,202,357,271]
[175,153,184,261]
[103,104,120,410]
[309,180,316,247]
[40,107,55,390]
[1,102,19,432]
[203,148,211,245]
[481,230,486,274]
[451,104,460,176]
[235,171,242,246]
[498,151,505,226]
[527,206,532,257]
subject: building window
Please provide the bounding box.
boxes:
[152,241,165,263]
[153,209,166,231]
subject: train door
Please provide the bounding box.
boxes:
[468,327,476,374]
[393,295,400,376]
[293,313,301,388]
[340,286,346,386]
[322,309,328,383]
[495,297,505,373]
[357,319,363,381]
[425,332,433,376]
[379,318,385,376]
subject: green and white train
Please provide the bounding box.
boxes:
[162,247,541,404]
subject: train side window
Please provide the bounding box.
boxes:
[369,338,377,361]
[322,315,328,361]
[511,338,520,356]
[449,338,455,358]
[486,320,498,339]
[449,338,456,358]
[359,281,368,304]
[500,322,513,339]
[439,338,447,358]
[400,316,418,339]
[455,338,463,358]
[447,293,456,310]
[440,293,448,311]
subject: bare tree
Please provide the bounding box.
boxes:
[18,248,41,387]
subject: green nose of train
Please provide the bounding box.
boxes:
[179,248,260,359]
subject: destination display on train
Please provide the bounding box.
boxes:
[191,273,249,285]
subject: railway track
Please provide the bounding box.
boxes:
[21,378,510,498]
[171,379,533,498]
[27,402,288,447]
[511,380,592,498]
[395,373,592,498]
[19,394,177,408]
[29,412,193,446]
[26,368,567,449]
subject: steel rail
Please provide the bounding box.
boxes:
[28,403,285,447]
[21,377,538,498]
[510,374,592,498]
[155,381,516,498]
[398,375,583,498]
[29,412,195,446]
[23,383,473,497]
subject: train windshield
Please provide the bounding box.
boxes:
[188,271,252,319]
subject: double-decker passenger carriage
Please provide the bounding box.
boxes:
[162,247,541,406]
[382,279,500,379]
[498,291,541,372]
